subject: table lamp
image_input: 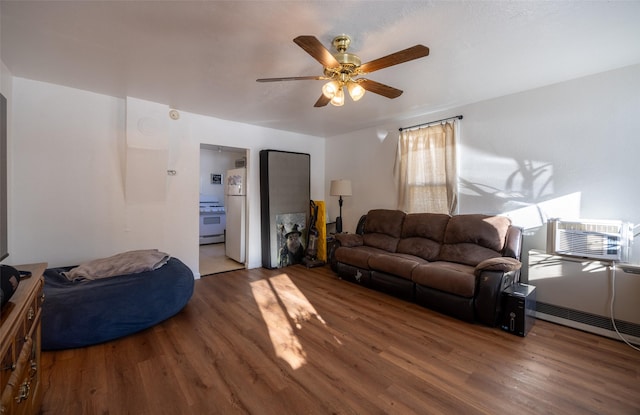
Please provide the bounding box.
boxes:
[330,179,352,233]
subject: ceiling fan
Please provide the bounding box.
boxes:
[256,35,429,107]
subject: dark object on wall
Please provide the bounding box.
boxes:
[501,283,536,337]
[0,264,20,307]
[41,257,194,350]
[260,150,310,269]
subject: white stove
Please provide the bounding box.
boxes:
[199,202,225,214]
[199,197,226,244]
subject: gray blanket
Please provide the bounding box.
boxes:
[63,249,171,281]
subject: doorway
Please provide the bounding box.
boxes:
[199,144,247,276]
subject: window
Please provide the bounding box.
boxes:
[394,121,458,214]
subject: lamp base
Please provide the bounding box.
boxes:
[335,216,343,233]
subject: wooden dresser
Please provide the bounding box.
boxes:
[0,263,46,415]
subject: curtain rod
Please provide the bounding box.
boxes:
[399,115,463,132]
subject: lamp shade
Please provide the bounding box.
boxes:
[322,81,340,99]
[330,179,352,197]
[347,82,366,101]
[330,87,345,107]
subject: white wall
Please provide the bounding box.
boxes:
[324,126,399,232]
[326,64,640,273]
[9,77,325,275]
[9,64,638,276]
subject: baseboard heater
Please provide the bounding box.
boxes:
[528,249,640,346]
[535,301,640,345]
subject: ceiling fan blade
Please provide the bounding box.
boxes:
[256,76,325,82]
[359,45,429,74]
[359,79,403,99]
[294,35,340,68]
[314,94,331,107]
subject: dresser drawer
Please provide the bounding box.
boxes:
[23,283,42,338]
[1,334,35,414]
[0,344,14,395]
[0,263,46,415]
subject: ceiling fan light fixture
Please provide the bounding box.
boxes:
[257,35,429,108]
[322,80,340,99]
[347,81,366,101]
[330,86,345,106]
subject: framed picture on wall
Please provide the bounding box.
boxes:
[211,173,223,185]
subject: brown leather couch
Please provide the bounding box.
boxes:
[329,209,523,326]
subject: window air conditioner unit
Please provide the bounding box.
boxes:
[547,218,633,263]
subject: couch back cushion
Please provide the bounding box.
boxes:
[396,213,450,261]
[438,214,512,266]
[362,209,406,252]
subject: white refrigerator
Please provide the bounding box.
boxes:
[225,168,246,263]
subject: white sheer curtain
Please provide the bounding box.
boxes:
[394,120,458,214]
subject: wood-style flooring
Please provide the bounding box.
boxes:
[40,265,640,415]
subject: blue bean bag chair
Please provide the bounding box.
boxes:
[42,256,194,350]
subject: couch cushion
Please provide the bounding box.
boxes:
[362,209,406,252]
[363,233,401,252]
[368,253,427,280]
[397,237,441,261]
[334,233,363,247]
[396,213,450,260]
[438,214,512,266]
[400,213,450,240]
[334,245,388,269]
[364,209,406,237]
[411,261,476,298]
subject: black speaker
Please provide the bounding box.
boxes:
[501,283,536,337]
[1,264,20,307]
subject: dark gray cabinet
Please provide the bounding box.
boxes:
[259,150,310,269]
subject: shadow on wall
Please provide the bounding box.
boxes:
[461,156,640,273]
[459,159,582,273]
[460,159,554,216]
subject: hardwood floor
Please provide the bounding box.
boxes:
[40,265,640,414]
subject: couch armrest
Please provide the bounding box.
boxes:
[328,234,363,272]
[335,233,364,247]
[474,257,521,276]
[474,269,519,326]
[474,256,522,325]
[504,225,523,260]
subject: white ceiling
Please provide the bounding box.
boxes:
[2,1,640,137]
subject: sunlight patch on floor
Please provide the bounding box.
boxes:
[267,272,327,328]
[250,272,326,369]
